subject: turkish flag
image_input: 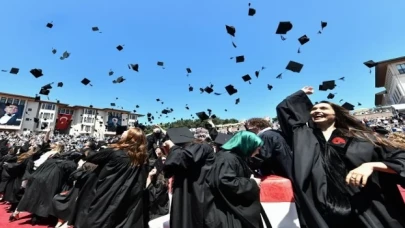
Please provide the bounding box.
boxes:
[56,114,72,130]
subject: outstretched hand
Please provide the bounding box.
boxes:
[301,86,314,95]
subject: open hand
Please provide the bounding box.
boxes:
[345,163,374,187]
[301,86,314,95]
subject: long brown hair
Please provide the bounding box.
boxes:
[109,127,147,166]
[319,101,405,149]
[17,146,40,163]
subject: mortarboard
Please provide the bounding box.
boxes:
[248,7,256,16]
[34,95,40,101]
[319,80,336,91]
[111,103,115,106]
[116,126,127,135]
[235,55,245,63]
[57,82,63,87]
[46,22,53,28]
[162,109,170,115]
[81,78,91,86]
[10,68,19,74]
[157,61,164,66]
[114,76,125,84]
[225,25,236,37]
[42,83,52,90]
[52,48,57,54]
[298,35,310,45]
[109,70,114,76]
[136,105,139,108]
[235,98,240,104]
[116,45,124,51]
[276,21,293,34]
[188,85,193,92]
[327,93,335,99]
[225,85,237,95]
[242,74,252,84]
[186,68,192,74]
[129,64,139,72]
[166,127,195,145]
[286,61,303,73]
[92,27,99,32]
[341,102,354,111]
[267,84,273,90]
[215,133,232,146]
[39,89,50,96]
[321,21,327,30]
[204,86,214,94]
[30,69,43,78]
[196,112,210,121]
[364,60,378,68]
[34,118,39,123]
[60,51,70,60]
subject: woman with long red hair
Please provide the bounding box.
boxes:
[73,127,148,228]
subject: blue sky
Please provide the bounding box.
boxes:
[0,0,404,123]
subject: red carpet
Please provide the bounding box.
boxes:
[0,203,51,227]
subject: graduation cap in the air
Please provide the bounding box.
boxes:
[225,84,238,96]
[108,69,114,76]
[319,80,336,91]
[318,21,328,34]
[129,64,139,72]
[46,22,53,28]
[364,60,378,68]
[92,26,100,32]
[242,74,252,84]
[42,83,53,90]
[196,112,210,121]
[113,76,125,84]
[204,86,214,94]
[57,82,63,87]
[267,84,273,90]
[276,61,303,79]
[276,21,293,40]
[297,35,310,53]
[214,133,232,146]
[157,61,165,69]
[30,69,43,78]
[116,45,124,51]
[60,51,70,60]
[10,68,19,74]
[341,102,355,111]
[225,25,236,37]
[186,68,192,76]
[165,127,195,145]
[39,88,50,96]
[234,55,245,63]
[81,78,92,86]
[34,95,40,102]
[235,98,240,104]
[188,84,193,92]
[52,48,57,54]
[248,3,256,16]
[327,93,336,99]
[136,105,140,108]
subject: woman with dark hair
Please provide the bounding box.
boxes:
[162,138,215,228]
[276,86,405,228]
[74,127,148,228]
[206,131,263,228]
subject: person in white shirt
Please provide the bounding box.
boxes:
[0,104,20,125]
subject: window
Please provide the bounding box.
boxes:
[28,108,32,111]
[19,100,25,106]
[6,98,13,104]
[42,103,55,110]
[85,126,91,132]
[59,109,65,114]
[397,63,405,74]
[70,110,74,114]
[13,99,19,105]
[43,113,51,119]
[0,97,6,103]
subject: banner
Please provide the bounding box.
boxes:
[55,114,72,130]
[107,114,122,132]
[0,103,25,129]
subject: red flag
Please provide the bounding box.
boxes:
[56,114,72,130]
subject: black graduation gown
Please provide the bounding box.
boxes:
[206,151,261,228]
[0,154,17,192]
[2,157,32,203]
[163,143,215,228]
[16,158,77,217]
[146,178,170,220]
[276,90,405,228]
[50,168,85,221]
[76,149,148,228]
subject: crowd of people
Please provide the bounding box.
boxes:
[0,86,404,228]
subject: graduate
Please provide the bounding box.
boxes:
[162,127,215,228]
[74,127,148,228]
[276,86,405,228]
[206,131,264,228]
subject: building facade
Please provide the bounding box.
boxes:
[374,56,405,106]
[0,92,143,138]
